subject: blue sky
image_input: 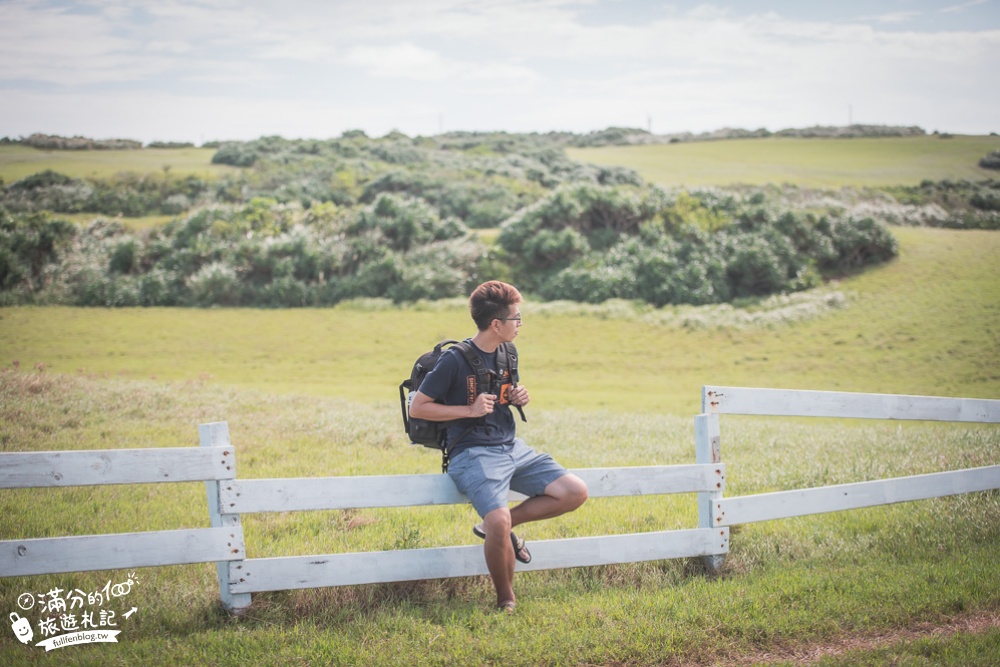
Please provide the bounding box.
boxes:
[1,0,997,144]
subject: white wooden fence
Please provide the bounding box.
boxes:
[203,422,728,612]
[698,386,1000,531]
[0,445,244,578]
[2,387,997,615]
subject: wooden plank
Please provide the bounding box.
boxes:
[0,528,244,577]
[702,386,1000,423]
[230,528,729,593]
[199,422,251,613]
[695,413,726,573]
[222,473,464,514]
[221,465,725,514]
[576,465,724,497]
[714,465,1000,526]
[0,446,235,489]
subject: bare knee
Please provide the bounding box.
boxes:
[484,507,512,534]
[550,474,588,511]
[566,475,588,510]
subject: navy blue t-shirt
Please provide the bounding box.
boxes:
[418,340,516,455]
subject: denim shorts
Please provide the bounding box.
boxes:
[447,439,568,518]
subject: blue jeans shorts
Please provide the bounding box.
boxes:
[447,439,568,518]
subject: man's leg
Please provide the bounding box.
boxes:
[510,473,588,529]
[482,506,516,607]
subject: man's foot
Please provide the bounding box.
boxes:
[473,523,532,564]
[497,600,516,614]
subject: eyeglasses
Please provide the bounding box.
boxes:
[497,315,522,323]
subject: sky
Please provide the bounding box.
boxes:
[1,0,998,144]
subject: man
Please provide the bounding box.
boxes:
[409,280,588,613]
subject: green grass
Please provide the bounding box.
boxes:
[567,135,1000,188]
[1,227,996,416]
[0,145,236,182]
[2,132,998,665]
[1,226,998,665]
[0,374,996,666]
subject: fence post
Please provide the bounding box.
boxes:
[200,422,251,614]
[694,412,725,573]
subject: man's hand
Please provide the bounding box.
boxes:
[469,392,497,418]
[509,385,530,407]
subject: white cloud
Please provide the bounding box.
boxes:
[344,43,459,81]
[0,0,998,140]
[860,11,923,24]
[941,0,990,13]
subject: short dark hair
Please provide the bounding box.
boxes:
[469,281,522,331]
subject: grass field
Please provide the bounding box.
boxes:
[2,227,996,415]
[0,145,236,182]
[567,135,1000,188]
[5,136,997,192]
[1,224,998,666]
[1,137,999,664]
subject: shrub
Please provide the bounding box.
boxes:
[497,184,897,307]
[979,150,1000,170]
[827,217,899,270]
[108,237,141,275]
[970,190,1000,212]
[186,262,243,306]
[0,211,77,290]
[349,194,466,253]
[724,233,793,298]
[212,142,259,167]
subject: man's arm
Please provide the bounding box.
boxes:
[410,390,497,421]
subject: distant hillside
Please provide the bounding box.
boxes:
[2,125,931,151]
[4,133,144,151]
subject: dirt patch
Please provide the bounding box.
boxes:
[715,609,1000,666]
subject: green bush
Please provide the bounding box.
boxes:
[2,170,211,216]
[828,216,899,270]
[979,149,1000,170]
[0,209,77,291]
[186,262,243,306]
[349,194,466,252]
[500,184,897,306]
[0,132,913,308]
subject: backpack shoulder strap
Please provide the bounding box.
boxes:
[454,340,526,422]
[497,342,526,423]
[498,342,519,385]
[454,340,491,397]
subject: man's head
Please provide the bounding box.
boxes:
[470,280,522,332]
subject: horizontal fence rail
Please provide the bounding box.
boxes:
[220,464,725,514]
[1,528,244,578]
[230,528,729,594]
[714,465,1000,526]
[0,446,235,488]
[703,386,1000,423]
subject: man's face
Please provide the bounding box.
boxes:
[497,305,522,342]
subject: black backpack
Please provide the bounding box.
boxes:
[399,339,525,471]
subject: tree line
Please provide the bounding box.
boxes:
[1,183,899,308]
[3,130,995,308]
